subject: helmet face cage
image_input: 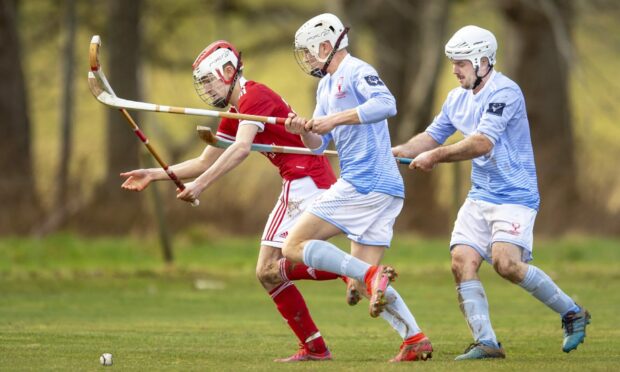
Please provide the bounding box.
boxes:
[193,72,229,108]
[294,13,349,78]
[294,47,324,78]
[192,41,242,108]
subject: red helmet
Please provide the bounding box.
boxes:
[192,40,243,108]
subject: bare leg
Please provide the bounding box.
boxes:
[282,211,341,263]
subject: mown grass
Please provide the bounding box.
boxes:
[0,234,619,371]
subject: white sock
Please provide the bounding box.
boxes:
[519,265,579,317]
[379,286,422,339]
[302,240,370,281]
[458,280,498,347]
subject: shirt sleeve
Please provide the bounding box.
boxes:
[238,93,278,133]
[216,117,238,141]
[425,100,457,145]
[353,65,397,123]
[311,132,333,154]
[477,88,522,144]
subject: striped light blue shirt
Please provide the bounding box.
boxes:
[312,54,404,198]
[426,70,540,210]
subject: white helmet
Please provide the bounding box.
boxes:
[294,13,349,77]
[445,25,497,70]
[192,40,243,108]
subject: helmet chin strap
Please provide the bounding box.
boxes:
[312,27,350,78]
[473,64,493,90]
[219,52,243,108]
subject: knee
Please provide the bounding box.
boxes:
[256,260,282,287]
[451,252,478,281]
[492,256,521,281]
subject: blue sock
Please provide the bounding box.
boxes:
[302,239,370,281]
[380,286,421,339]
[457,280,498,348]
[562,304,582,318]
[519,265,578,317]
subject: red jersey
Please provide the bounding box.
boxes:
[216,79,336,189]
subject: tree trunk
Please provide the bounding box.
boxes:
[499,0,579,233]
[343,0,451,234]
[73,0,144,234]
[0,0,40,234]
[106,0,142,181]
[55,0,77,226]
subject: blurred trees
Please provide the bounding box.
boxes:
[0,0,40,234]
[1,0,618,237]
[70,0,145,233]
[342,0,452,234]
[52,0,77,230]
[499,0,579,232]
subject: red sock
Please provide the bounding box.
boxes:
[279,258,340,281]
[269,281,328,354]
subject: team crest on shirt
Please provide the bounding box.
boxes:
[364,75,385,86]
[487,102,506,116]
[335,76,346,99]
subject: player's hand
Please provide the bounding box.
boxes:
[284,113,308,135]
[392,145,408,158]
[409,150,437,171]
[120,169,152,191]
[176,180,204,204]
[306,116,336,135]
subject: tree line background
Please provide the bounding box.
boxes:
[1,0,619,239]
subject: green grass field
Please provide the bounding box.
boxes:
[1,234,619,371]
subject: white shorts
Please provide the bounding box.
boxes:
[307,179,403,247]
[450,198,537,263]
[261,177,326,248]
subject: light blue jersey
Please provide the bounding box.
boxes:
[312,54,404,198]
[426,71,540,210]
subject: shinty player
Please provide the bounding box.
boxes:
[282,13,433,362]
[393,25,590,360]
[120,40,340,362]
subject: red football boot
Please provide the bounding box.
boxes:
[274,345,332,363]
[364,265,397,317]
[389,334,433,362]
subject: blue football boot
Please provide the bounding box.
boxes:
[562,307,591,353]
[455,342,505,360]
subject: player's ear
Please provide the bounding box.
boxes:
[320,41,332,56]
[223,63,236,80]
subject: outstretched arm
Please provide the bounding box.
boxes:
[176,124,258,202]
[120,145,224,192]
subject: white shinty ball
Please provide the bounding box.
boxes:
[100,353,113,366]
